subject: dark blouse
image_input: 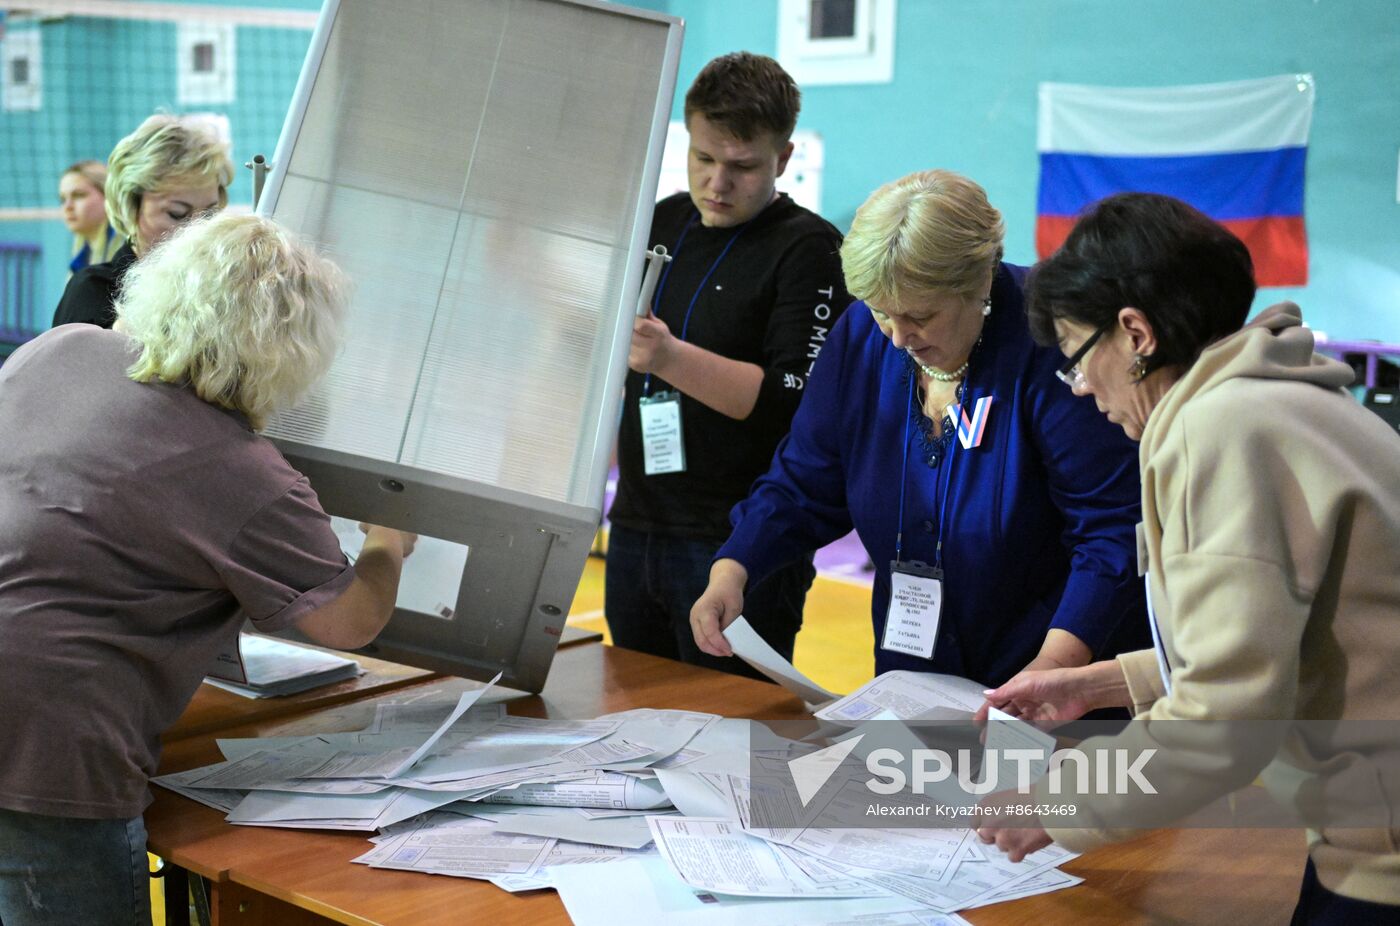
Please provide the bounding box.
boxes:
[52,242,138,329]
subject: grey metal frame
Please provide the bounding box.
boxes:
[255,0,684,692]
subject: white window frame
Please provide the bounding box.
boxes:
[778,0,896,86]
[2,28,43,112]
[799,0,871,58]
[177,21,236,106]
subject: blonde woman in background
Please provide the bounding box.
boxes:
[1,213,414,925]
[52,113,234,329]
[58,160,122,275]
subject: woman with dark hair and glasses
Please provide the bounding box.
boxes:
[690,170,1148,692]
[976,192,1400,924]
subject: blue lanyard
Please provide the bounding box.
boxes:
[641,213,749,396]
[894,372,957,570]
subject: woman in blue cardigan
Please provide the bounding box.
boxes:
[690,170,1148,687]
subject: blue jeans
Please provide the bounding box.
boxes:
[0,807,151,926]
[1290,857,1400,925]
[604,525,814,679]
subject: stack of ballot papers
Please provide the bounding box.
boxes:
[156,671,1085,924]
[204,633,362,698]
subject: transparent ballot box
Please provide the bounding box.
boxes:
[258,0,683,691]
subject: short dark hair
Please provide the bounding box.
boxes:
[684,52,800,143]
[1026,193,1257,376]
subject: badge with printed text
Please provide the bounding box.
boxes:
[639,390,686,475]
[880,560,944,659]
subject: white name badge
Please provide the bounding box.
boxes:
[639,390,686,475]
[880,560,944,659]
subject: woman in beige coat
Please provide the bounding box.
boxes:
[975,193,1400,924]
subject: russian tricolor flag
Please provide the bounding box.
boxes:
[1037,74,1315,287]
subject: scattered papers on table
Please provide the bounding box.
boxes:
[551,856,975,926]
[157,669,1086,919]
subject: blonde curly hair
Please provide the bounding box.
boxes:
[105,114,235,249]
[115,213,348,430]
[840,169,1005,308]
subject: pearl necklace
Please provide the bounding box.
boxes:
[904,295,991,383]
[910,355,968,382]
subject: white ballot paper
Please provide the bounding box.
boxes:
[384,672,503,778]
[331,516,469,620]
[407,717,620,784]
[827,840,1079,914]
[368,697,507,735]
[479,807,657,850]
[649,817,885,899]
[355,812,556,878]
[486,840,659,893]
[964,867,1083,908]
[180,749,338,790]
[671,717,755,778]
[552,856,925,926]
[484,770,671,810]
[226,789,397,829]
[984,706,1057,786]
[591,708,718,767]
[150,767,246,814]
[824,915,972,926]
[722,617,839,706]
[655,769,741,820]
[816,671,986,724]
[216,734,342,761]
[761,826,965,884]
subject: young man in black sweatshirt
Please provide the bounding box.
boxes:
[606,52,849,677]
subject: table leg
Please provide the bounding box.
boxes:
[160,864,190,926]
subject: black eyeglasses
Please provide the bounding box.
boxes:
[1055,321,1113,387]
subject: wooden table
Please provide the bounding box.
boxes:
[147,644,1308,925]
